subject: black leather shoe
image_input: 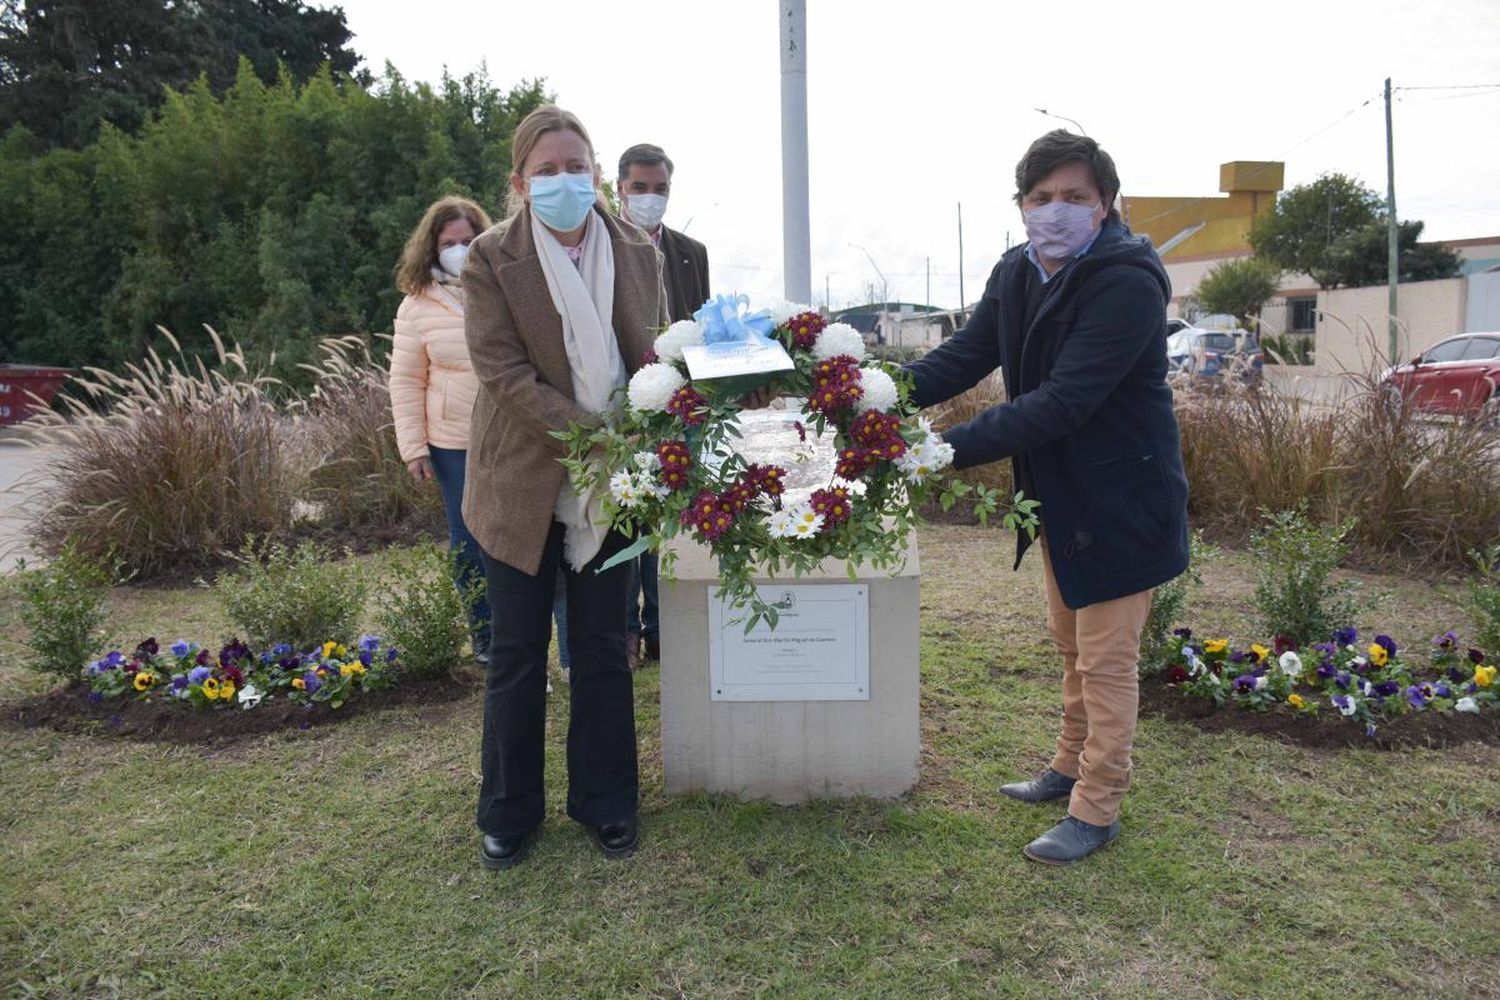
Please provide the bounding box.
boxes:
[594,816,639,859]
[480,829,537,870]
[999,768,1077,804]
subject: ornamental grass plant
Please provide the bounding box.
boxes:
[24,328,299,578]
[296,336,443,535]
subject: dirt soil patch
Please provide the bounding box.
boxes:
[2,672,479,745]
[1140,676,1500,750]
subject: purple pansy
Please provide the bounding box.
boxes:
[194,649,211,666]
[1433,631,1458,651]
[1333,626,1358,646]
[188,665,212,685]
[1373,680,1401,698]
[302,671,323,694]
[1404,685,1428,708]
[386,648,399,663]
[1335,672,1352,690]
[1172,627,1192,640]
[1374,634,1398,658]
[1469,648,1487,664]
[359,635,381,652]
[170,639,192,658]
[1233,673,1258,693]
[134,637,159,659]
[1435,682,1453,699]
[1317,661,1338,680]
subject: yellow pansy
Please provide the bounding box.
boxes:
[1249,643,1270,664]
[1476,664,1497,688]
[322,641,337,659]
[220,681,236,700]
[133,671,156,691]
[348,661,365,676]
[339,664,354,677]
[1368,644,1389,668]
[202,677,221,697]
[1287,693,1307,710]
[1204,639,1229,655]
[292,677,306,690]
[334,644,347,659]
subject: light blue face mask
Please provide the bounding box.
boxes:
[528,172,596,232]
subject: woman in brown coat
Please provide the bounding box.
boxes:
[462,105,665,869]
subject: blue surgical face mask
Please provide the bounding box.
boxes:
[528,172,596,232]
[1023,200,1101,261]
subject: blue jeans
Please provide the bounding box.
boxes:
[626,552,659,639]
[426,445,491,645]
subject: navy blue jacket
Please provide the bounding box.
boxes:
[905,219,1189,609]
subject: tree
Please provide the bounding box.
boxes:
[1249,172,1462,289]
[1195,257,1281,327]
[0,0,363,148]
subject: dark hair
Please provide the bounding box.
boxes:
[617,143,674,183]
[1014,130,1121,219]
[395,195,493,294]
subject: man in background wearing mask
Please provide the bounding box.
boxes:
[616,143,711,670]
[903,130,1188,866]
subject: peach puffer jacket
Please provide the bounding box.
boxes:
[389,282,480,463]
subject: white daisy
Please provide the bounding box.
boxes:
[633,450,661,471]
[608,469,641,507]
[767,508,798,538]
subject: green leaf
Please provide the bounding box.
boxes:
[596,534,654,574]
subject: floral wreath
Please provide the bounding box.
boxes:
[560,295,1039,629]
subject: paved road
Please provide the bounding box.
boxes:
[0,431,57,571]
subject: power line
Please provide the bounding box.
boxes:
[1394,83,1500,91]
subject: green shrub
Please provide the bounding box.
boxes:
[374,542,476,680]
[16,540,114,680]
[1469,544,1500,653]
[213,538,367,652]
[1250,507,1363,645]
[1141,532,1217,670]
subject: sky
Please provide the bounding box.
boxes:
[337,0,1500,311]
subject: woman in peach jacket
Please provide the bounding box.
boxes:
[390,195,494,663]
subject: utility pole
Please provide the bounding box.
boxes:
[779,1,811,303]
[1384,76,1399,364]
[957,201,965,322]
[824,273,830,312]
[925,257,930,313]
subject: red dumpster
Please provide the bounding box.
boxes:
[0,364,73,425]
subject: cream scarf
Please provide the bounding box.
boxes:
[532,210,628,570]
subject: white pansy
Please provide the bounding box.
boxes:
[627,362,687,413]
[1278,651,1303,678]
[609,469,642,507]
[653,320,704,362]
[1187,652,1206,676]
[1334,695,1358,716]
[633,450,660,471]
[1455,696,1479,713]
[811,322,866,361]
[1351,655,1368,668]
[767,299,812,326]
[854,367,899,413]
[237,682,263,710]
[1359,679,1373,696]
[1254,675,1268,691]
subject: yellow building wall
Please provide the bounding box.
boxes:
[1126,161,1283,259]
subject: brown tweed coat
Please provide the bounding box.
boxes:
[460,207,666,576]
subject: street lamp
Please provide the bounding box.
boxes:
[848,242,894,348]
[1034,108,1087,135]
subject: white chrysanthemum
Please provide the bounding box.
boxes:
[1278,651,1303,678]
[627,362,687,413]
[653,319,703,362]
[609,469,642,507]
[767,299,811,326]
[633,450,660,472]
[812,322,866,361]
[854,367,899,413]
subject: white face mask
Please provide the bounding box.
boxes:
[438,243,469,278]
[624,193,668,230]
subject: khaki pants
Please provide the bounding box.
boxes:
[1039,537,1154,827]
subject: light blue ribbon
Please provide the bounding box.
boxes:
[693,294,777,352]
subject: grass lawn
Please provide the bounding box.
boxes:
[1,524,1496,998]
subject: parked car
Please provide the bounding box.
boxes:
[1165,328,1264,381]
[1380,332,1500,421]
[1165,317,1193,338]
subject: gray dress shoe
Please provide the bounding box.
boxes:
[1023,816,1120,866]
[998,768,1077,803]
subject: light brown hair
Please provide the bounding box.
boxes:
[394,195,493,295]
[505,104,606,218]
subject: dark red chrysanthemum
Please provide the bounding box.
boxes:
[655,440,693,491]
[665,385,708,425]
[811,486,854,524]
[786,311,826,351]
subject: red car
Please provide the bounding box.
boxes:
[1381,332,1500,421]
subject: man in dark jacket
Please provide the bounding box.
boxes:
[617,143,711,669]
[905,130,1188,865]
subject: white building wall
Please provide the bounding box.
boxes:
[1314,278,1467,374]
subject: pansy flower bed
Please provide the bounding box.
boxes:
[1149,626,1497,736]
[84,635,398,711]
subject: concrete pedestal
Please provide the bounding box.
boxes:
[658,536,920,804]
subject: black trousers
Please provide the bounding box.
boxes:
[476,522,638,836]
